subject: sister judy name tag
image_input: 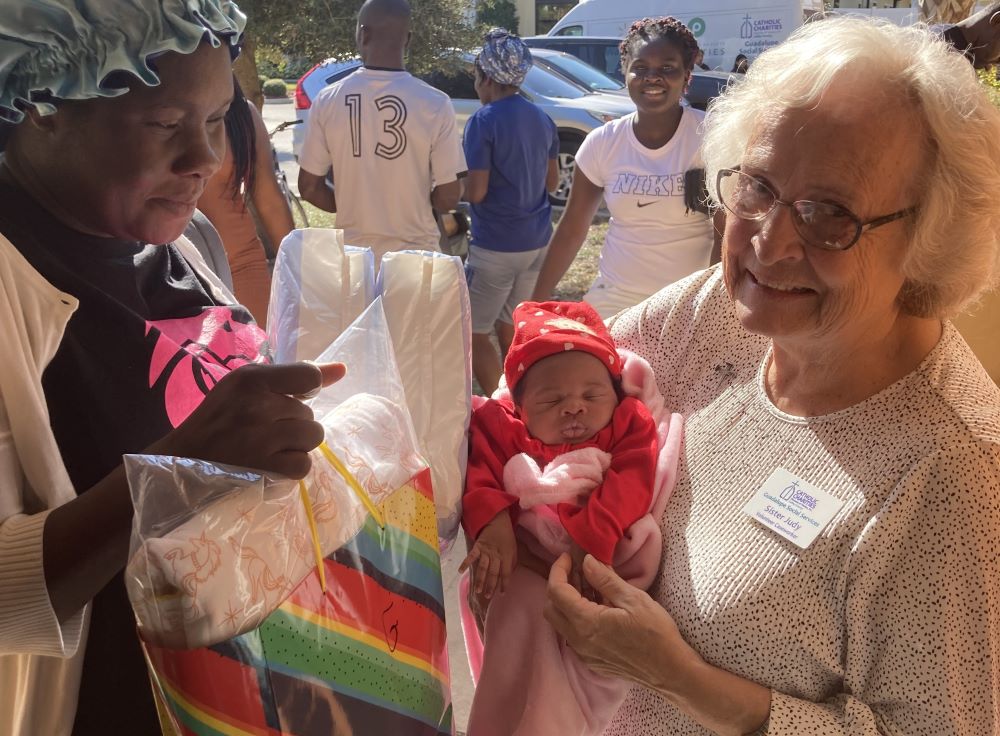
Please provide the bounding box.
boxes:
[742,468,844,549]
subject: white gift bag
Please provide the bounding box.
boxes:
[266,228,375,362]
[378,250,472,548]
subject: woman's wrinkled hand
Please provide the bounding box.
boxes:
[150,361,346,479]
[543,553,698,694]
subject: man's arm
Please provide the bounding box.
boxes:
[298,169,336,213]
[431,179,461,213]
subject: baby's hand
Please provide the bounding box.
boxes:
[459,510,517,599]
[568,542,599,602]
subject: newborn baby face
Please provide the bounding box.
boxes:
[517,351,618,445]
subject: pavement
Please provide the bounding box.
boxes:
[261,98,302,196]
[263,98,475,733]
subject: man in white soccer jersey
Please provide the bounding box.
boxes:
[298,0,466,261]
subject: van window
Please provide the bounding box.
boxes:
[554,25,583,36]
[599,46,623,80]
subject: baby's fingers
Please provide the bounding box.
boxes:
[482,553,503,598]
[474,551,495,595]
[458,546,480,574]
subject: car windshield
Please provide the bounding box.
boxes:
[541,55,623,93]
[521,65,588,99]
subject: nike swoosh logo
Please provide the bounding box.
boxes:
[637,200,658,208]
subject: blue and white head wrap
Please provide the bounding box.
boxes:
[0,0,246,124]
[476,28,532,87]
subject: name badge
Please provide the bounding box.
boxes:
[742,468,844,549]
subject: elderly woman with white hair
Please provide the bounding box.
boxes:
[543,15,1000,736]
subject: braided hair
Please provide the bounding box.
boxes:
[619,17,700,71]
[223,77,256,202]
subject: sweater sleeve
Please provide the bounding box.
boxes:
[558,398,658,563]
[462,402,520,541]
[763,441,1000,735]
[0,399,86,657]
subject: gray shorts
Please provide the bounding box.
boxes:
[465,245,548,334]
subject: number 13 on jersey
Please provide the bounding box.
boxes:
[345,93,408,160]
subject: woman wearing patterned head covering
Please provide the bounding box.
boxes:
[464,28,561,396]
[0,2,342,733]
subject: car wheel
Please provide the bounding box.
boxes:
[551,138,581,207]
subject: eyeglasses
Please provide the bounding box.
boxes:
[715,168,916,252]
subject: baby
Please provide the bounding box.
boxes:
[460,300,658,600]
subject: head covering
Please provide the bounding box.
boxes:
[504,301,621,394]
[476,28,532,87]
[0,0,246,124]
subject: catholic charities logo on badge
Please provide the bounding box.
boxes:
[780,481,817,511]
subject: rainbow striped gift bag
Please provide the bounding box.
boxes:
[142,467,453,736]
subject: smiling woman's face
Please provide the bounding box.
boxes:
[624,37,689,116]
[722,89,925,353]
[36,41,234,244]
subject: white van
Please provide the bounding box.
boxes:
[547,0,806,73]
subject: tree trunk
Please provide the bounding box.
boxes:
[234,32,265,111]
[918,0,976,23]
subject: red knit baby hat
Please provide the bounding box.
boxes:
[504,301,621,393]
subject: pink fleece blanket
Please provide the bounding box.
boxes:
[460,350,684,736]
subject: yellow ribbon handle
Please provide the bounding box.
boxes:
[297,441,386,593]
[317,441,386,528]
[298,480,328,593]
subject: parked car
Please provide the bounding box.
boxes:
[523,35,739,111]
[291,54,636,205]
[528,47,627,96]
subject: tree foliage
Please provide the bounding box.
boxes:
[239,0,478,75]
[476,0,520,33]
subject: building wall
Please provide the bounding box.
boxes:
[954,290,1000,386]
[516,0,536,35]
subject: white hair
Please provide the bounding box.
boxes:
[702,16,1000,318]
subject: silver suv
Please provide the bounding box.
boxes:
[291,54,635,205]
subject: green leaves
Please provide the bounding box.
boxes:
[242,0,478,76]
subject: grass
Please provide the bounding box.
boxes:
[552,218,604,302]
[301,201,336,229]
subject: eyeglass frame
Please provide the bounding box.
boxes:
[714,167,917,252]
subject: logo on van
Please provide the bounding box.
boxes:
[741,14,753,40]
[688,17,706,37]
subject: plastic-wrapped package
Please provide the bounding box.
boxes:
[125,392,423,649]
[266,228,375,362]
[378,250,472,549]
[125,300,454,735]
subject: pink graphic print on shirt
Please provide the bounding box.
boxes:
[146,306,270,428]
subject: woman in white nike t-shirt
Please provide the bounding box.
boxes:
[532,17,722,319]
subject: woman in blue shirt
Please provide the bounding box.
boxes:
[463,29,560,395]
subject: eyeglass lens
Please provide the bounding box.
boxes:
[718,170,859,250]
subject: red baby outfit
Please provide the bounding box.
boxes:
[463,396,657,563]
